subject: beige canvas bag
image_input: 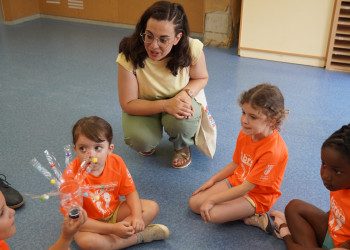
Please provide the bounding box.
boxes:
[194,89,217,158]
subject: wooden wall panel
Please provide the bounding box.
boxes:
[1,0,204,32]
[1,0,39,21]
[38,0,118,23]
[117,0,204,32]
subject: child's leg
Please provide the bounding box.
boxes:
[207,197,255,223]
[285,199,328,247]
[189,180,229,213]
[74,231,138,250]
[117,199,159,226]
[189,180,255,223]
[74,200,165,249]
[117,199,169,244]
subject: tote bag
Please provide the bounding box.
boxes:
[194,89,217,158]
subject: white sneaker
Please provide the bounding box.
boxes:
[140,224,170,243]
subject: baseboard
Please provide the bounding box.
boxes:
[3,14,41,25]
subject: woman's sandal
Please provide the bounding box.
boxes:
[270,210,291,239]
[139,148,156,156]
[172,147,191,169]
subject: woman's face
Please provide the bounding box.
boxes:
[143,18,182,61]
[0,191,16,240]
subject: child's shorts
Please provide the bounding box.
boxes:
[98,200,125,224]
[321,230,335,249]
[72,200,125,241]
[225,179,256,210]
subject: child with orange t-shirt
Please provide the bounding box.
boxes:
[189,83,289,233]
[271,124,350,249]
[61,116,169,249]
[0,189,87,250]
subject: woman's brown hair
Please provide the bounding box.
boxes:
[119,1,191,76]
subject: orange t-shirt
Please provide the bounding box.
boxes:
[0,240,10,250]
[227,130,288,214]
[61,153,136,220]
[329,189,350,247]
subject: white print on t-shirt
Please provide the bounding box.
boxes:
[126,168,133,184]
[96,201,107,216]
[241,152,253,167]
[92,189,113,216]
[103,192,111,209]
[329,196,345,235]
[260,165,275,180]
[238,152,253,180]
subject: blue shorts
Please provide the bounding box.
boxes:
[322,230,335,249]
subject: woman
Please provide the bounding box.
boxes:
[117,1,209,168]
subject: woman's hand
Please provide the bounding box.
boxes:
[61,209,87,240]
[192,179,215,196]
[164,91,194,119]
[113,221,135,238]
[200,199,215,223]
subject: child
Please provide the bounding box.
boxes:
[189,83,289,233]
[271,124,350,249]
[0,190,87,250]
[62,116,170,249]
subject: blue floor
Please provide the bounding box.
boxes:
[1,18,349,250]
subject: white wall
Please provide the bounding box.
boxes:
[239,0,335,67]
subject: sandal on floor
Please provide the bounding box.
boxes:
[270,210,291,239]
[172,148,191,169]
[243,213,274,234]
[139,148,155,156]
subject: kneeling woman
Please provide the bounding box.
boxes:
[117,1,209,168]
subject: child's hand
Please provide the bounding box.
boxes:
[130,215,145,232]
[200,200,215,223]
[192,180,214,196]
[113,221,135,238]
[61,209,87,240]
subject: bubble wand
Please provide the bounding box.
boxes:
[26,146,118,218]
[30,158,60,188]
[44,150,63,181]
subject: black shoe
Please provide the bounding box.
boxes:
[0,174,24,209]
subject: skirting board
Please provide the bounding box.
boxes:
[239,48,326,67]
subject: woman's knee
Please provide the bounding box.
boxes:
[124,134,160,152]
[163,115,199,138]
[122,113,162,151]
